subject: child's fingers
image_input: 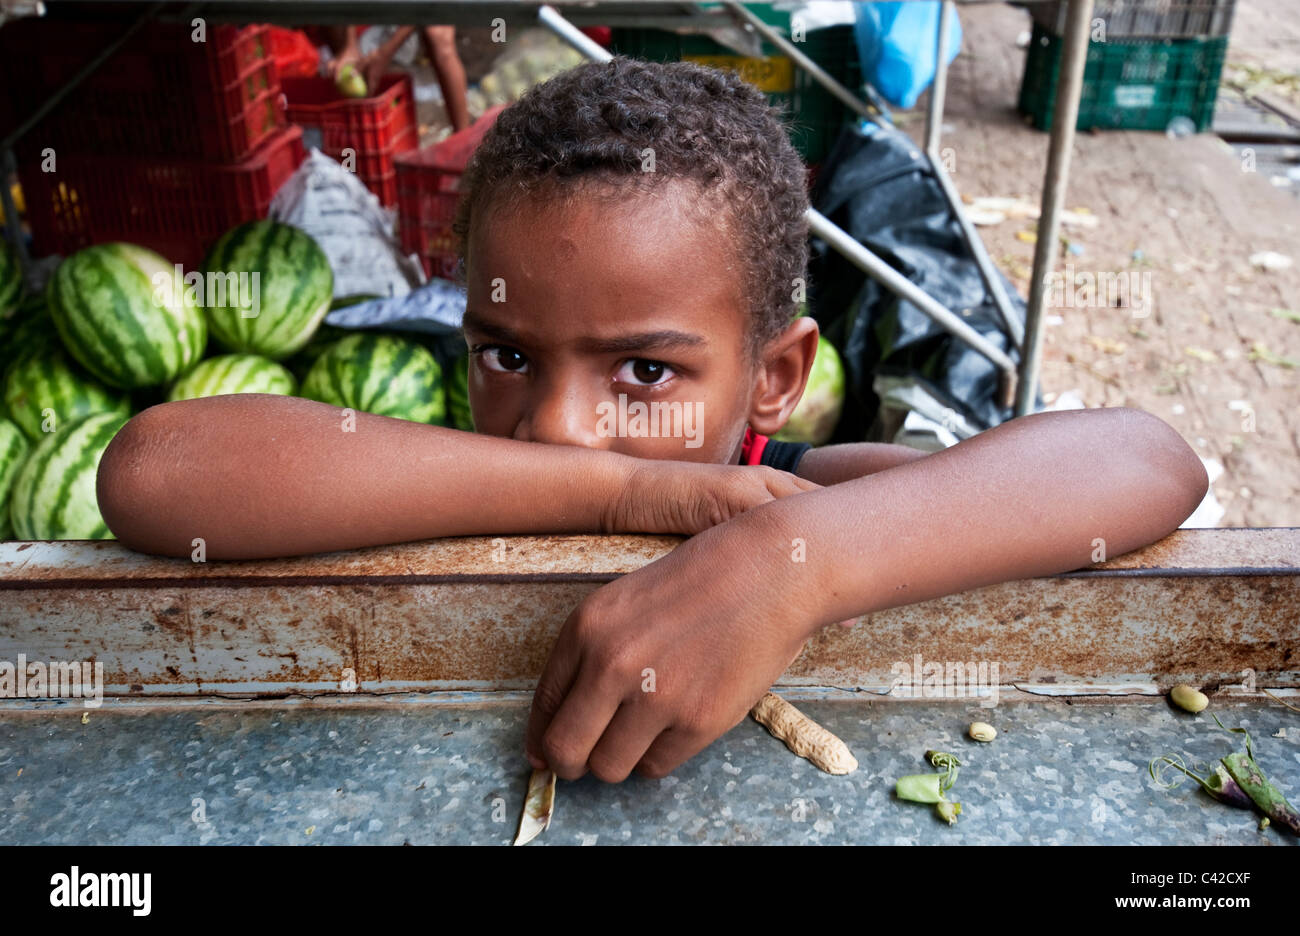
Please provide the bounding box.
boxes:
[634,724,714,780]
[586,703,670,784]
[761,468,822,499]
[534,667,622,781]
[523,619,584,770]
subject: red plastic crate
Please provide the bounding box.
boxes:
[20,126,305,268]
[282,74,418,205]
[394,105,507,281]
[1,21,284,162]
[267,26,320,78]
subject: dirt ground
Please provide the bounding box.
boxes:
[901,0,1300,528]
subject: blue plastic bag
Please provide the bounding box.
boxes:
[854,2,962,109]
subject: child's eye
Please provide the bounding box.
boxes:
[478,346,529,374]
[615,359,676,387]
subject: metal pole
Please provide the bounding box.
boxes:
[724,1,874,119]
[1015,0,1094,416]
[929,154,1024,352]
[808,209,1018,379]
[538,4,613,63]
[925,0,953,155]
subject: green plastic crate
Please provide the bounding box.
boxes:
[609,6,860,165]
[1018,24,1227,132]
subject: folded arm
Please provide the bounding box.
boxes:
[764,406,1209,633]
[96,394,816,560]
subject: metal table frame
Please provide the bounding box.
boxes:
[1,0,1095,419]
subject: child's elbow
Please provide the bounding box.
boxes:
[1115,407,1208,521]
[96,404,184,556]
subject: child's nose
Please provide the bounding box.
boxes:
[514,392,608,450]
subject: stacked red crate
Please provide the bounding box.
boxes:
[282,74,419,207]
[394,105,507,281]
[0,20,303,261]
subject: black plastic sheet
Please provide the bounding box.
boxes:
[808,121,1037,444]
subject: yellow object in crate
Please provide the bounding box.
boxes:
[0,182,25,223]
[683,54,795,93]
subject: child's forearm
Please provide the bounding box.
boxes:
[97,395,638,559]
[747,407,1208,635]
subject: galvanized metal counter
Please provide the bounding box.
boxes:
[1,529,1297,845]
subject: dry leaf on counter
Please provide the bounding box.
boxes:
[514,768,556,846]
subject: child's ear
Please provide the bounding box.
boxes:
[747,316,820,437]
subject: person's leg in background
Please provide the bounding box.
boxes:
[422,26,470,132]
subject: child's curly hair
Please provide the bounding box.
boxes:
[452,56,809,357]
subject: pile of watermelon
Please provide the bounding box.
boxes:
[0,222,473,543]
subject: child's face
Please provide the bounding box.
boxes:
[462,183,773,465]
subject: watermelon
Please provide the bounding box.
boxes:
[301,333,445,424]
[0,418,30,539]
[0,295,56,389]
[202,220,334,359]
[774,335,845,447]
[447,353,472,431]
[0,238,23,315]
[47,243,206,389]
[3,344,131,441]
[168,354,297,402]
[9,410,128,540]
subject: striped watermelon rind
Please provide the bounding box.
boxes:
[9,410,128,540]
[167,354,297,402]
[47,243,207,389]
[4,345,132,441]
[0,238,23,315]
[448,353,472,431]
[0,418,30,540]
[301,333,445,424]
[202,220,334,360]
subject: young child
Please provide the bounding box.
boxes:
[97,58,1208,785]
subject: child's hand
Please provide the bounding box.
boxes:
[524,510,823,782]
[604,462,820,536]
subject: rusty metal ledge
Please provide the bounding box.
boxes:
[1,529,1296,696]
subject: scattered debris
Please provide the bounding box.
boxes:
[80,712,89,725]
[1248,342,1300,368]
[1249,251,1293,271]
[1184,346,1219,363]
[1262,689,1300,715]
[514,768,556,846]
[1170,685,1209,714]
[1087,335,1127,355]
[750,693,858,775]
[897,751,963,825]
[1150,717,1300,834]
[1271,308,1300,324]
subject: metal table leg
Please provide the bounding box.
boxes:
[924,0,953,155]
[1015,0,1095,415]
